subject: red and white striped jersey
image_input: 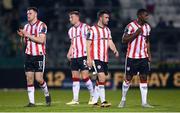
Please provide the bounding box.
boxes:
[88,25,112,62]
[23,20,47,56]
[124,20,151,59]
[68,22,90,58]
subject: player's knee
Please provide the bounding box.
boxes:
[72,74,80,82]
[82,73,89,80]
[26,76,33,83]
[82,76,90,83]
[27,80,33,85]
[81,72,88,77]
[98,76,106,82]
[36,77,44,84]
[72,74,79,79]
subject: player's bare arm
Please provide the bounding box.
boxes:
[17,25,24,37]
[109,39,119,57]
[17,27,27,43]
[86,39,93,68]
[122,28,142,43]
[67,40,73,61]
[20,29,46,44]
[17,29,24,37]
[146,36,151,62]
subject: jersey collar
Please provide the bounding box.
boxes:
[29,19,40,26]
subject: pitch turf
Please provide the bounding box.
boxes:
[0,89,179,112]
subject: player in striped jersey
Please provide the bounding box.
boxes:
[66,11,94,105]
[17,7,51,107]
[118,9,153,108]
[87,10,119,107]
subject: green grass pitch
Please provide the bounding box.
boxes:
[0,89,179,112]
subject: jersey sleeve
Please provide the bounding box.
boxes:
[142,24,151,36]
[68,27,73,40]
[124,23,134,35]
[107,28,112,39]
[147,24,151,36]
[39,23,47,34]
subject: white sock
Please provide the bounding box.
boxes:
[73,81,80,102]
[27,85,35,104]
[121,81,130,101]
[92,85,99,103]
[40,81,49,97]
[98,84,105,103]
[84,78,94,97]
[139,83,148,105]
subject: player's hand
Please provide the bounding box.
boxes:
[21,30,30,38]
[17,29,24,37]
[114,50,119,58]
[135,28,142,35]
[148,55,152,62]
[67,53,72,61]
[87,57,93,68]
[19,29,30,37]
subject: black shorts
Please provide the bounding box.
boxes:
[24,54,45,72]
[125,57,150,76]
[93,60,108,75]
[70,56,88,71]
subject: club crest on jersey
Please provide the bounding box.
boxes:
[127,67,130,71]
[97,65,101,69]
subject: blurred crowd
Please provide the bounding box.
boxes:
[0,0,179,68]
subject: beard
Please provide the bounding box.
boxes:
[103,22,108,26]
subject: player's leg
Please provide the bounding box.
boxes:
[94,60,111,107]
[34,55,51,106]
[66,58,80,105]
[24,55,35,107]
[98,74,111,107]
[139,73,151,107]
[26,71,35,107]
[92,80,99,106]
[35,72,51,106]
[97,72,108,106]
[66,71,80,104]
[119,58,135,108]
[91,61,100,105]
[80,57,94,104]
[81,70,94,104]
[72,71,80,103]
[118,76,132,108]
[91,60,102,106]
[139,58,153,108]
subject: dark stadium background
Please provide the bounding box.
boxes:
[0,0,180,89]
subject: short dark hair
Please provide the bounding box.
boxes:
[137,9,148,16]
[97,10,110,18]
[27,7,38,13]
[69,11,80,16]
